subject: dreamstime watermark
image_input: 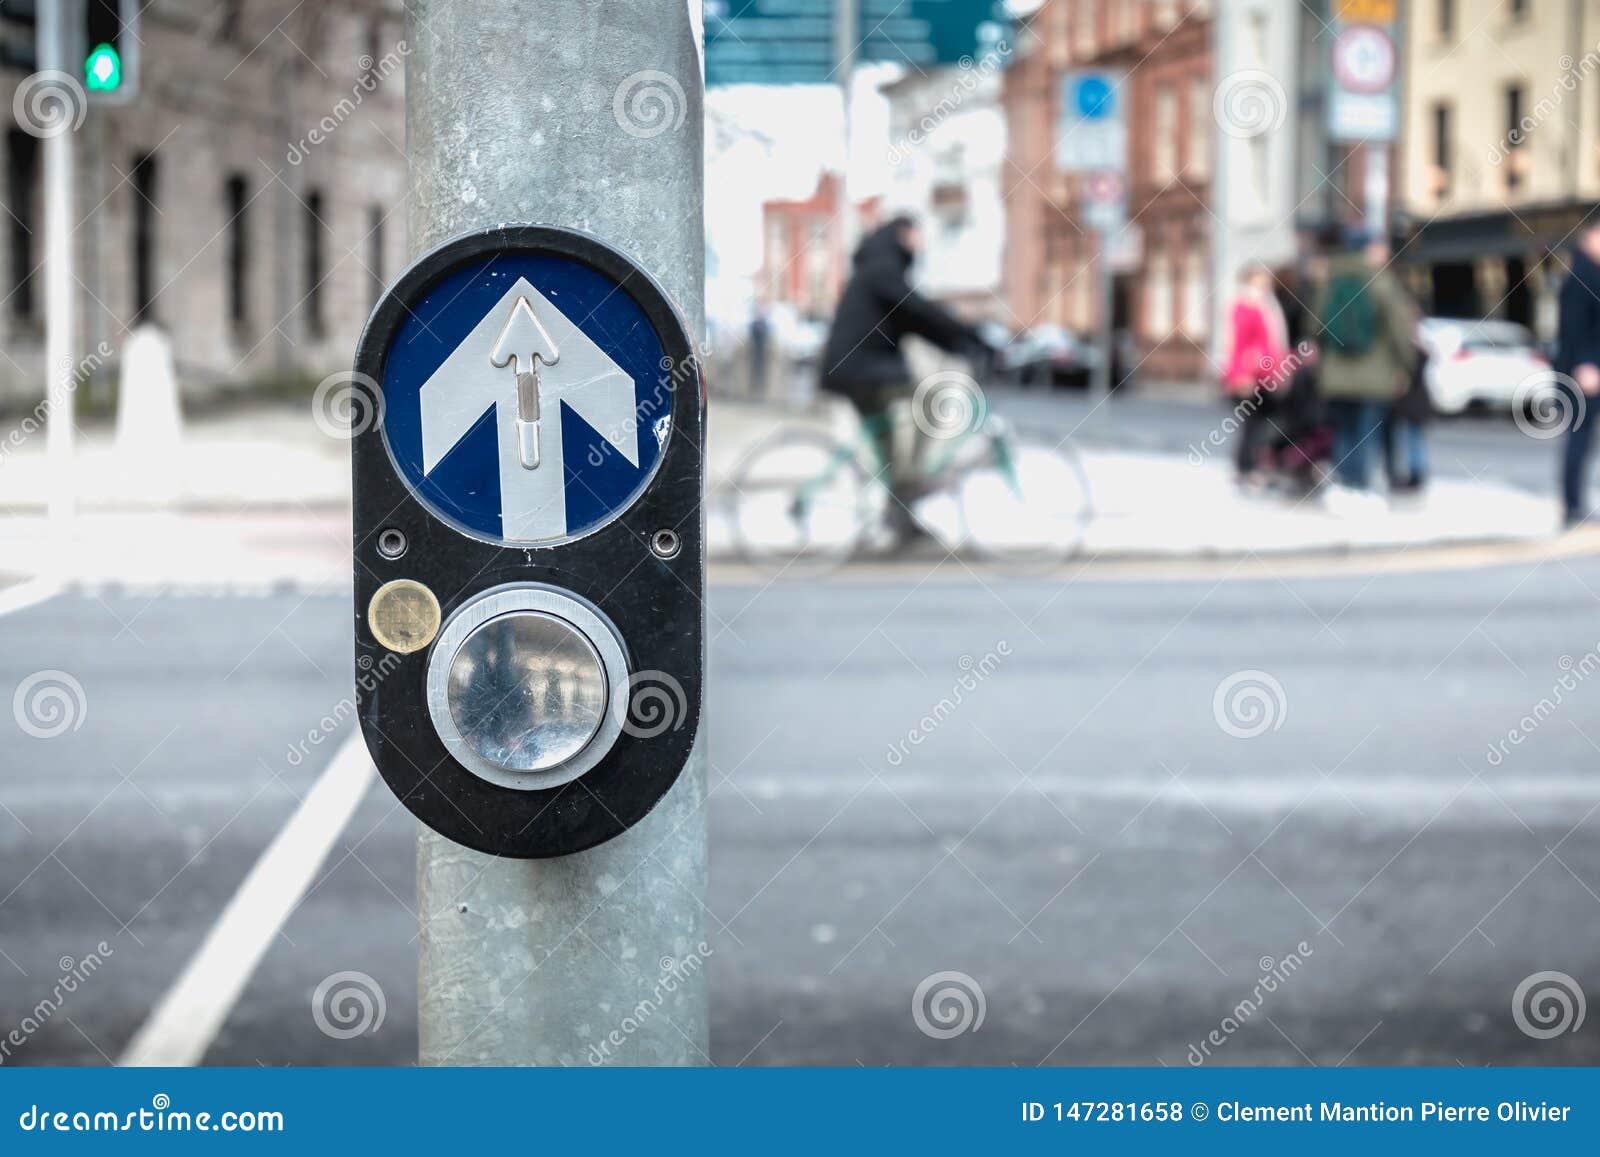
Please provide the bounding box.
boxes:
[1186,941,1313,1064]
[0,943,114,1064]
[1212,669,1287,739]
[1511,371,1581,440]
[286,41,409,164]
[311,970,386,1039]
[1511,970,1586,1039]
[13,670,88,740]
[285,653,403,767]
[1484,647,1600,766]
[886,42,1012,165]
[311,370,383,440]
[1187,341,1315,465]
[587,944,713,1064]
[0,341,115,466]
[13,70,86,139]
[1487,46,1600,167]
[623,670,690,739]
[581,346,711,469]
[1213,69,1287,140]
[613,70,687,139]
[911,370,987,440]
[912,970,986,1039]
[885,643,1011,767]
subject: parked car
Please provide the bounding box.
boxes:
[1000,324,1135,389]
[1417,317,1555,415]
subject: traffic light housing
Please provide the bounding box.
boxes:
[81,0,136,103]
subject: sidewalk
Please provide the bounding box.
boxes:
[0,398,1565,588]
[706,398,1562,559]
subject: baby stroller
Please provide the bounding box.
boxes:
[1260,361,1333,495]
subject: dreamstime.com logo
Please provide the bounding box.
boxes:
[311,971,386,1040]
[1186,942,1314,1065]
[1213,69,1287,139]
[13,70,86,138]
[311,371,384,440]
[623,670,690,739]
[1212,669,1287,739]
[1511,371,1582,440]
[912,371,987,440]
[1512,971,1586,1040]
[13,670,88,739]
[587,944,712,1064]
[912,970,986,1040]
[0,943,114,1065]
[613,70,687,139]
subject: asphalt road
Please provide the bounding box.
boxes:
[3,539,1599,1067]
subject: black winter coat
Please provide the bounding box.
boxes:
[819,224,981,401]
[1556,246,1600,379]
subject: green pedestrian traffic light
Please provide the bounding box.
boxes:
[84,43,121,93]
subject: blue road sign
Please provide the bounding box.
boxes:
[1074,73,1115,119]
[705,0,1009,86]
[378,253,673,544]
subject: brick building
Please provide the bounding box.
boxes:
[1003,1,1215,381]
[0,0,408,407]
[760,172,880,320]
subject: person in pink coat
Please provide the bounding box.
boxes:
[1223,264,1292,483]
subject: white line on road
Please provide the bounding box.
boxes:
[119,732,376,1067]
[0,576,64,617]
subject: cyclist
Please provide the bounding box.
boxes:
[819,215,990,537]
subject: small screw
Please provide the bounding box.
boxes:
[377,528,408,560]
[650,528,681,560]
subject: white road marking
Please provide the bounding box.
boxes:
[119,732,376,1067]
[0,576,64,617]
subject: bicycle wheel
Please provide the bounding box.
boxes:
[726,427,877,577]
[949,434,1094,567]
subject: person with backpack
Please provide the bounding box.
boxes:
[1311,232,1419,490]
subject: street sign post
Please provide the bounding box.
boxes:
[1057,69,1128,427]
[352,225,703,858]
[1326,0,1399,232]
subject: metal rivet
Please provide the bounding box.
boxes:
[377,527,408,560]
[651,528,681,559]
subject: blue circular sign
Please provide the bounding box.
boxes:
[378,251,674,545]
[1075,74,1116,120]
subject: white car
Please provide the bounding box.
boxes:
[1418,317,1556,415]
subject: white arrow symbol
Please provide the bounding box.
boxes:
[489,296,561,470]
[420,278,640,541]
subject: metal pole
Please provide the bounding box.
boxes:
[1088,230,1112,432]
[407,0,708,1066]
[40,0,77,533]
[836,0,859,260]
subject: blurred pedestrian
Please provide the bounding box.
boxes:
[1554,219,1600,526]
[1223,263,1292,485]
[1384,337,1432,493]
[820,215,987,536]
[1311,233,1419,490]
[748,302,771,398]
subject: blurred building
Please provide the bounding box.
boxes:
[759,172,880,320]
[880,52,1009,320]
[0,0,407,408]
[1004,1,1216,381]
[1397,0,1597,337]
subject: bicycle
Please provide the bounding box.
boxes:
[725,382,1095,575]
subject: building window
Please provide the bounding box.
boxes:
[1504,83,1527,192]
[304,188,327,339]
[1145,253,1173,339]
[1154,85,1178,181]
[1431,102,1453,199]
[1437,0,1455,40]
[1182,251,1207,338]
[367,206,385,308]
[1186,76,1210,179]
[7,129,39,322]
[132,152,158,323]
[224,174,248,326]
